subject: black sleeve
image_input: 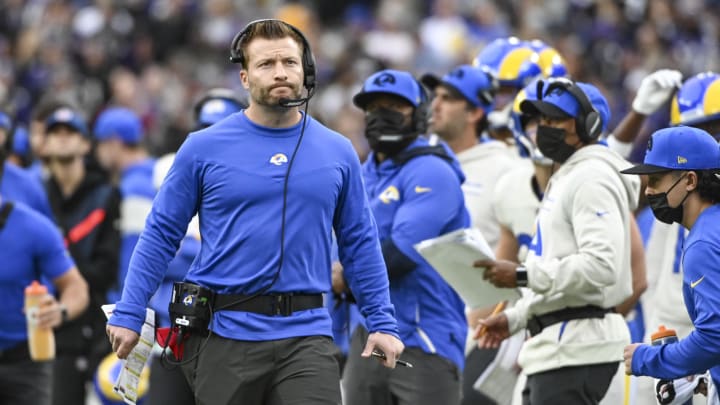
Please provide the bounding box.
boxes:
[77,187,121,294]
[381,238,417,280]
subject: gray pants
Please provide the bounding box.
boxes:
[0,358,52,405]
[522,362,618,405]
[342,326,461,405]
[181,333,341,405]
[147,353,195,405]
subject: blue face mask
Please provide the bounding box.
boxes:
[646,173,691,224]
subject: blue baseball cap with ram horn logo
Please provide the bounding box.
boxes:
[45,107,89,137]
[352,69,426,109]
[621,126,720,174]
[420,65,496,110]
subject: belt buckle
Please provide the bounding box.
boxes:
[527,316,542,336]
[272,294,293,316]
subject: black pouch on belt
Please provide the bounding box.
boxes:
[168,282,215,334]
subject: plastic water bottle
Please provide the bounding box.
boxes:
[651,325,679,346]
[25,280,56,361]
[651,325,678,404]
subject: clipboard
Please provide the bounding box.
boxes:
[415,228,521,308]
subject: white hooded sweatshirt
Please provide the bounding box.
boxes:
[504,144,641,375]
[457,139,522,249]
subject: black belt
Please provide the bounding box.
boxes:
[527,305,612,337]
[0,343,31,364]
[213,293,323,317]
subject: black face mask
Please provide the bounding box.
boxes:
[365,108,416,157]
[647,173,691,224]
[536,125,577,163]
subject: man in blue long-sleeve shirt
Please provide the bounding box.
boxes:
[339,69,470,405]
[105,19,403,405]
[622,126,720,402]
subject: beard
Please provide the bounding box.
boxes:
[431,117,465,141]
[250,82,303,107]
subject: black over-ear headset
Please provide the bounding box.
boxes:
[229,19,316,93]
[538,78,602,143]
[414,80,431,135]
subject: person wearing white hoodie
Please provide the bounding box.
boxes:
[474,78,640,404]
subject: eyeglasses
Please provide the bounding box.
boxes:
[42,155,81,165]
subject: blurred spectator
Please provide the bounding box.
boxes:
[0,1,716,164]
[92,107,155,305]
[42,106,120,405]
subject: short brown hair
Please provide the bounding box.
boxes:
[235,20,305,69]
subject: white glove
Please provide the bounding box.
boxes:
[632,69,683,115]
[655,375,704,405]
[488,104,512,129]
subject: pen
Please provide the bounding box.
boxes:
[477,300,508,338]
[371,351,413,368]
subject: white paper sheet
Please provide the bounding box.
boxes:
[472,331,524,404]
[102,304,155,405]
[415,228,521,308]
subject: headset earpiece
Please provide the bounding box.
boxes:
[536,79,546,101]
[413,80,430,134]
[542,80,602,143]
[229,19,316,92]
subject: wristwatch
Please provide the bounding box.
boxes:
[515,265,528,287]
[60,304,69,324]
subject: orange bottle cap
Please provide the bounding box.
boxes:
[651,325,677,340]
[25,280,48,295]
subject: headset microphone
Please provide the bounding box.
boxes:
[278,86,315,108]
[278,98,305,108]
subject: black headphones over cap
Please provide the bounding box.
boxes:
[413,80,431,135]
[538,78,602,143]
[229,19,316,93]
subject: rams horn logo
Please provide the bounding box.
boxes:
[203,99,230,114]
[373,73,396,87]
[448,68,465,79]
[379,186,400,204]
[647,137,653,151]
[269,153,288,166]
[54,108,75,121]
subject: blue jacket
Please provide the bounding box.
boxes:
[109,111,398,341]
[362,137,470,370]
[632,205,720,390]
[107,158,157,304]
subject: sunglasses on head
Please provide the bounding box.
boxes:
[42,155,81,165]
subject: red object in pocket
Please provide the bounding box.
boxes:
[156,327,186,360]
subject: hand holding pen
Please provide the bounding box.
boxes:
[474,301,509,349]
[371,351,413,368]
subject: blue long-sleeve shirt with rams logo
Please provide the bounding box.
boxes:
[632,205,720,391]
[362,137,470,371]
[108,111,399,340]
